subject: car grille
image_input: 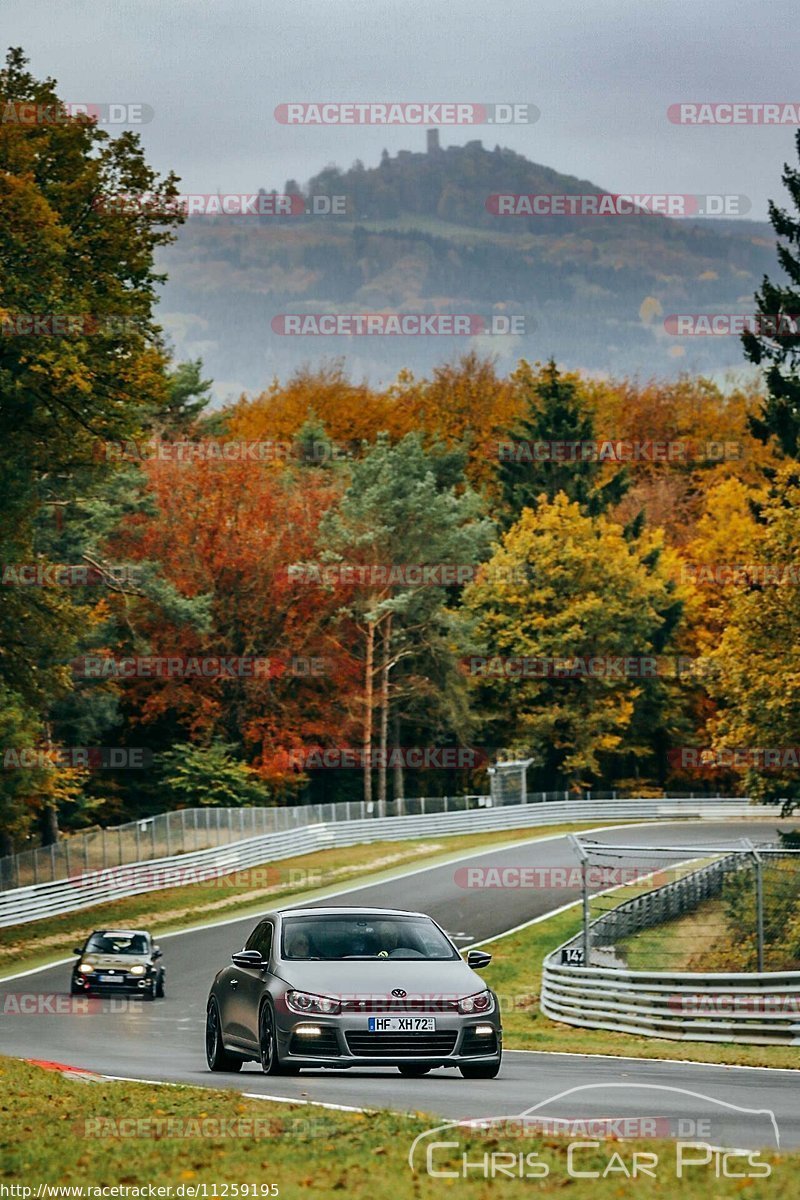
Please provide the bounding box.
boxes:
[461,1028,499,1056]
[345,1030,458,1057]
[340,997,460,1013]
[289,1028,340,1056]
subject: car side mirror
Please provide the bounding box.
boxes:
[467,949,492,969]
[153,947,163,959]
[73,947,82,955]
[231,949,265,969]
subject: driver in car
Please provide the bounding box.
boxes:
[376,922,403,958]
[286,931,313,958]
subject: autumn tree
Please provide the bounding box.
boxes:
[319,434,493,807]
[463,493,686,789]
[0,47,183,845]
[707,467,800,811]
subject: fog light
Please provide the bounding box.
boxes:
[474,1024,494,1036]
[294,1024,322,1037]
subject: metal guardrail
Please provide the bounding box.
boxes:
[0,790,742,891]
[541,853,800,1045]
[0,796,757,928]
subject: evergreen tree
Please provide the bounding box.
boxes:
[498,359,628,524]
[743,131,800,457]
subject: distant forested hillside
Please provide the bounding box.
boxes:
[155,138,777,397]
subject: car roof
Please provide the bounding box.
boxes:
[90,929,150,938]
[275,906,428,918]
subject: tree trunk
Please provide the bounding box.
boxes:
[40,723,60,846]
[393,710,405,814]
[363,620,375,807]
[377,615,392,815]
[40,804,59,847]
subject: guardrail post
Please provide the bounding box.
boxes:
[741,839,765,972]
[754,849,765,973]
[569,835,591,965]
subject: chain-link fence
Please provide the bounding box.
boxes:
[0,790,743,892]
[567,838,800,973]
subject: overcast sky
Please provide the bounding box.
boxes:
[3,0,798,220]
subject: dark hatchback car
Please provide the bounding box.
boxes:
[71,928,165,999]
[206,906,502,1077]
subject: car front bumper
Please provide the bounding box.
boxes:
[276,1013,502,1067]
[72,973,156,993]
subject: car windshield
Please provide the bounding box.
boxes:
[86,932,148,955]
[281,915,459,960]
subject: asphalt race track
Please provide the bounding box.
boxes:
[2,819,799,1150]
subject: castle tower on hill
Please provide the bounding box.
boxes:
[426,128,441,155]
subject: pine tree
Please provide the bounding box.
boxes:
[743,131,800,457]
[498,359,628,524]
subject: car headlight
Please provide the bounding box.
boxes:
[286,990,341,1015]
[78,963,94,974]
[129,965,147,976]
[458,990,494,1015]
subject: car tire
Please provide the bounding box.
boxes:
[206,998,243,1072]
[259,1003,299,1075]
[70,980,82,996]
[398,1065,432,1076]
[156,972,165,998]
[143,980,156,1000]
[459,1060,501,1079]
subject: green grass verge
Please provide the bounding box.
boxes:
[0,821,635,979]
[0,1056,789,1195]
[617,899,729,972]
